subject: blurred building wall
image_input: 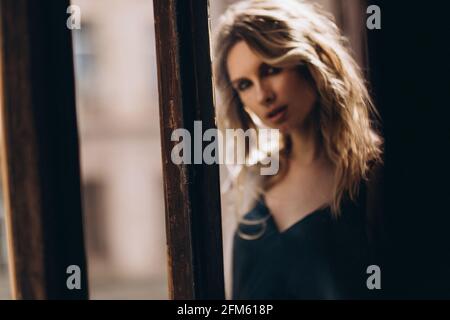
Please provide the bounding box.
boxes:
[71,0,167,299]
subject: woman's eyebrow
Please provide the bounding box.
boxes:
[230,62,268,84]
[231,78,243,84]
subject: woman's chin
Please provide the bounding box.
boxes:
[277,122,291,134]
[264,120,290,133]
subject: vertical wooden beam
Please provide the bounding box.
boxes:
[0,0,88,299]
[153,0,225,299]
[333,0,368,69]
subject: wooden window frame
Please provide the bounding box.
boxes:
[153,0,225,299]
[0,0,88,299]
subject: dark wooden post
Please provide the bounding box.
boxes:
[0,0,88,299]
[153,0,225,299]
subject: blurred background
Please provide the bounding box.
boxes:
[0,0,367,299]
[0,184,9,299]
[70,0,167,299]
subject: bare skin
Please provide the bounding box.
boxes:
[263,149,335,232]
[227,40,335,232]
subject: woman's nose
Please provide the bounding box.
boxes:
[257,83,276,107]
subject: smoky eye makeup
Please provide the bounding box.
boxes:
[260,63,282,76]
[236,79,252,91]
[230,63,283,92]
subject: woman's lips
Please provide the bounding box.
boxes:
[266,105,288,124]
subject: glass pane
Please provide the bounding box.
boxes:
[71,0,168,299]
[0,181,11,299]
[209,0,376,299]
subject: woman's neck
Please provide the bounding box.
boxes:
[288,119,323,167]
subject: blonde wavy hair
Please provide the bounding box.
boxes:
[213,0,383,217]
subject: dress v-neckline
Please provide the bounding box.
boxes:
[258,196,331,235]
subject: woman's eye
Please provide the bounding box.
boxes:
[237,80,251,91]
[266,66,281,75]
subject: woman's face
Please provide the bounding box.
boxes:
[227,41,318,133]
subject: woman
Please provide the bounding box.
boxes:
[213,0,383,299]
